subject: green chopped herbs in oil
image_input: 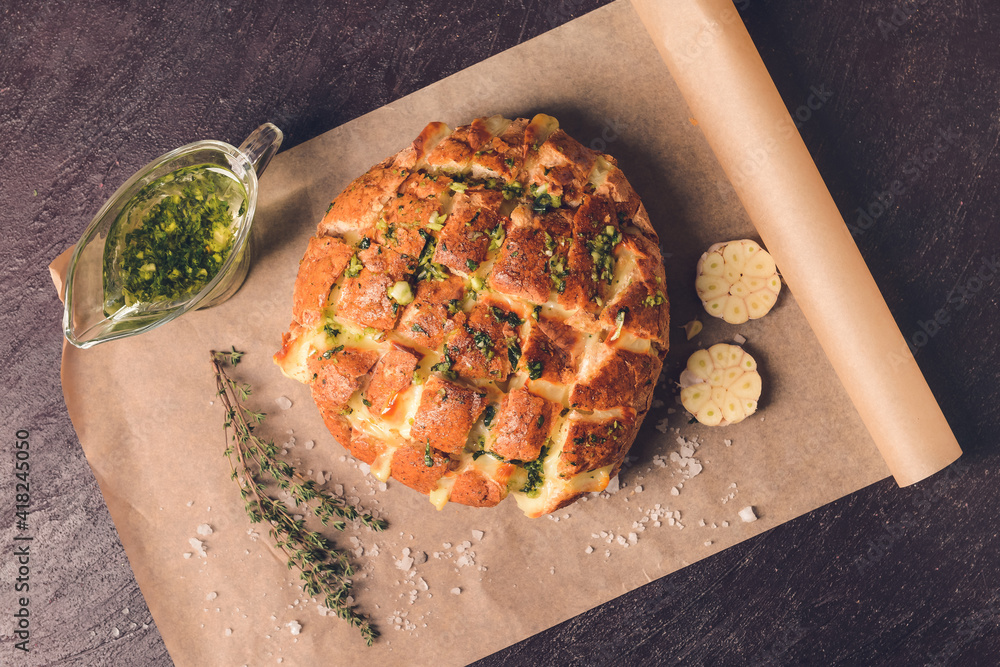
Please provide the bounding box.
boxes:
[482,404,498,428]
[104,164,246,315]
[344,254,364,278]
[520,445,549,497]
[586,224,623,284]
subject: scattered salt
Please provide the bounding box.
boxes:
[188,538,207,557]
[450,588,462,595]
[196,524,213,536]
[225,628,233,637]
[305,440,315,449]
[275,396,293,410]
[739,506,758,523]
[286,620,302,635]
[206,591,218,601]
[471,530,484,541]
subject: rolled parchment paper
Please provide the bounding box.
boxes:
[630,0,961,485]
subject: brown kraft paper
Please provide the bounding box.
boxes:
[50,1,959,665]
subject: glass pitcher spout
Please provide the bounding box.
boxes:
[63,124,283,349]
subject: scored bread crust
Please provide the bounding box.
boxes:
[275,114,669,517]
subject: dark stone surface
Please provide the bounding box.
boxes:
[1,0,997,665]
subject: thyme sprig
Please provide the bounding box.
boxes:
[211,348,386,646]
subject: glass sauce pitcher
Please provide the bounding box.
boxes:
[63,123,282,348]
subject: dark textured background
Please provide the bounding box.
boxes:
[2,1,998,665]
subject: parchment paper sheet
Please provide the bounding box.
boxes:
[53,2,957,665]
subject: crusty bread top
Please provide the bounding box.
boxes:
[275,114,669,517]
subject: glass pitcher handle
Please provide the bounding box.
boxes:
[238,123,283,178]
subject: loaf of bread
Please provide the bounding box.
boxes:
[275,114,669,517]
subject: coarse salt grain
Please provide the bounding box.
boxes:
[450,588,462,595]
[196,523,213,536]
[275,396,293,410]
[225,628,233,637]
[188,538,207,557]
[286,620,302,635]
[739,506,758,522]
[206,591,217,601]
